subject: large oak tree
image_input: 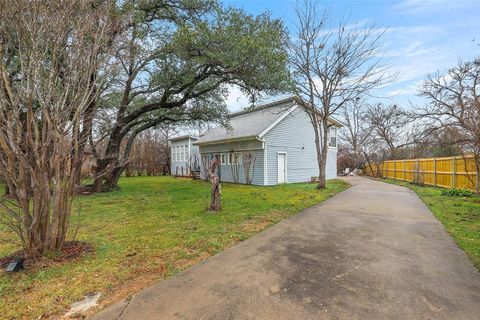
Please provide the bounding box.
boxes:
[91,0,291,191]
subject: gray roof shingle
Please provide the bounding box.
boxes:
[195,97,296,145]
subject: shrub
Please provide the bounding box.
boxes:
[441,188,474,197]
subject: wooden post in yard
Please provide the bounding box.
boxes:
[433,158,437,187]
[452,157,456,189]
[403,160,406,181]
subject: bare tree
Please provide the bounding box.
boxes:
[289,0,393,188]
[207,155,221,211]
[362,137,390,178]
[338,97,371,171]
[125,129,171,177]
[242,152,257,184]
[365,103,413,159]
[418,58,480,192]
[0,0,115,256]
[229,152,242,183]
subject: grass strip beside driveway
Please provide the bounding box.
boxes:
[0,176,349,319]
[381,178,480,270]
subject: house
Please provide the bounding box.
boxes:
[169,135,201,177]
[192,96,342,185]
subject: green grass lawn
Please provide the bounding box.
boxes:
[383,179,480,270]
[0,176,349,319]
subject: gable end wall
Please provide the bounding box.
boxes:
[264,106,337,185]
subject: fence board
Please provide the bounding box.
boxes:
[364,155,478,192]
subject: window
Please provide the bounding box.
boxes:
[202,154,209,166]
[184,145,189,161]
[329,128,337,147]
[172,147,175,162]
[330,136,337,147]
[220,153,227,165]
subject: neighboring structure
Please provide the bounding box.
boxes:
[169,135,200,177]
[193,96,342,186]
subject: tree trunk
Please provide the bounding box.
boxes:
[315,120,329,189]
[208,155,221,211]
[209,175,221,211]
[92,130,124,192]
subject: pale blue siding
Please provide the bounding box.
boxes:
[193,101,338,186]
[171,138,200,176]
[326,147,337,179]
[264,107,337,185]
[197,139,265,185]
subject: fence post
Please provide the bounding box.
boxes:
[403,160,406,181]
[433,158,437,187]
[452,157,456,189]
[416,158,420,183]
[393,160,396,180]
[476,166,479,193]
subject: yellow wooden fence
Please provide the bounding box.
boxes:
[364,155,479,192]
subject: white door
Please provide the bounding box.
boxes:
[277,153,286,183]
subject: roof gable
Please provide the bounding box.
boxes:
[195,98,296,145]
[194,96,343,146]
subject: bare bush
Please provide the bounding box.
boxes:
[125,129,171,177]
[0,0,115,256]
[242,153,257,185]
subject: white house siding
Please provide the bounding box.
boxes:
[197,139,265,185]
[326,147,337,180]
[264,107,337,185]
[171,138,200,176]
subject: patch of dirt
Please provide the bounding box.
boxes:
[86,250,213,318]
[240,211,289,233]
[0,241,93,269]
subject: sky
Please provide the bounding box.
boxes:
[221,0,480,112]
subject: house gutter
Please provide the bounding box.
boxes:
[193,135,263,147]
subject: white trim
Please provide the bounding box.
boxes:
[257,105,298,138]
[188,138,191,163]
[263,141,268,186]
[193,136,258,146]
[200,147,263,153]
[277,151,287,184]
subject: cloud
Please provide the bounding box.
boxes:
[224,85,291,112]
[393,0,467,14]
[386,79,424,97]
[224,85,250,112]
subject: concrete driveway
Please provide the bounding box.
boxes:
[93,177,480,320]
